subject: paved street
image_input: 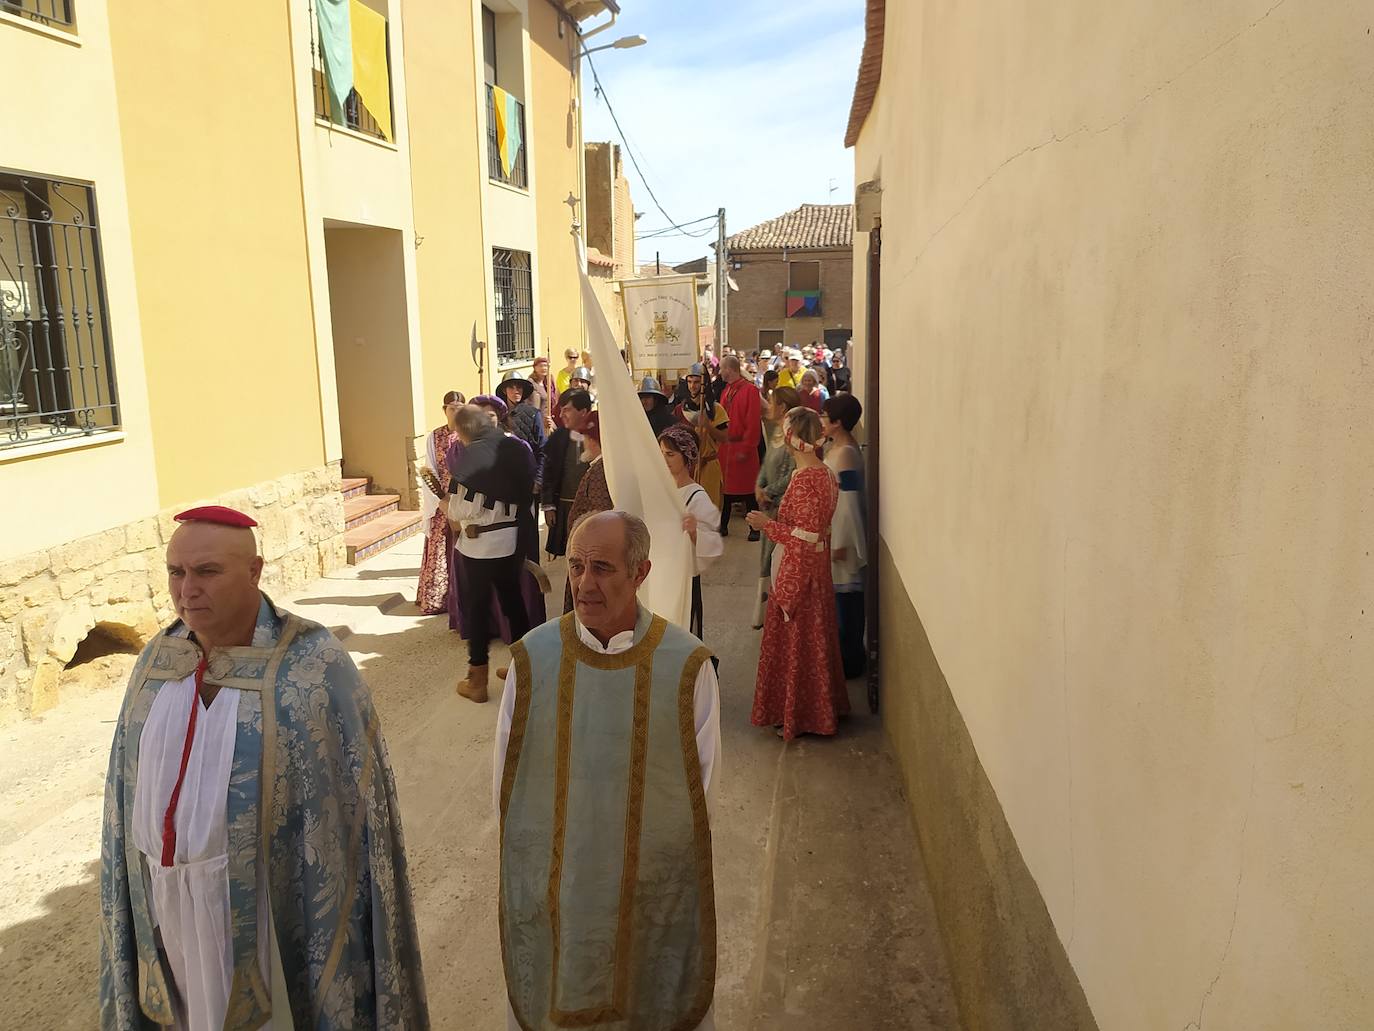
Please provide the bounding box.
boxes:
[0,530,958,1029]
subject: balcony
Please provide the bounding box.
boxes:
[312,2,394,143]
[1,0,74,29]
[486,83,528,190]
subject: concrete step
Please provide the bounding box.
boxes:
[340,477,370,500]
[344,510,424,564]
[344,493,399,531]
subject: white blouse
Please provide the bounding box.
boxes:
[679,483,723,576]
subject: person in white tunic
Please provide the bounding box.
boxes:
[100,506,428,1030]
[493,511,721,1031]
[656,423,724,641]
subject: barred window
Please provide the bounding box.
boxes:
[492,248,534,366]
[0,171,119,451]
[1,1,75,30]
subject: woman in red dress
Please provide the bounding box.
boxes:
[415,390,464,614]
[745,406,849,739]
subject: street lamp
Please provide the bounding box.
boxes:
[582,34,647,57]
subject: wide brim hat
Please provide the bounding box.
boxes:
[637,376,669,401]
[471,393,509,418]
[759,350,773,360]
[495,376,534,403]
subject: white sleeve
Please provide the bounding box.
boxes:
[687,491,724,571]
[492,665,518,813]
[422,430,439,522]
[694,657,722,812]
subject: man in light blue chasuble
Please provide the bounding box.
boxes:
[494,510,723,1031]
[99,505,428,1030]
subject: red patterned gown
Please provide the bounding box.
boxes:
[751,464,849,739]
[416,424,458,614]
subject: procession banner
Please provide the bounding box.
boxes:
[579,247,693,629]
[620,275,700,377]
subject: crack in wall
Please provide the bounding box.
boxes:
[1180,745,1258,1030]
[895,0,1293,285]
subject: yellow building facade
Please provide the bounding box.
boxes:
[0,0,615,722]
[847,1,1374,1028]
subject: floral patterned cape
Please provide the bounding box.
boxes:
[99,597,428,1029]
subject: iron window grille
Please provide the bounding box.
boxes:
[492,248,534,366]
[0,171,119,450]
[486,84,528,189]
[1,0,74,29]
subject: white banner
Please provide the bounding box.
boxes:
[620,275,700,369]
[579,248,693,630]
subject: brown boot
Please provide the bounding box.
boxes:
[457,665,489,703]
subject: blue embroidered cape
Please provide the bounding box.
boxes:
[99,596,429,1029]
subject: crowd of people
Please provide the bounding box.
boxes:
[415,339,866,742]
[97,340,865,1029]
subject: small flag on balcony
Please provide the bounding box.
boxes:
[350,0,393,141]
[316,0,353,122]
[492,85,524,179]
[786,290,821,317]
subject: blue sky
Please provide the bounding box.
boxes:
[580,0,865,265]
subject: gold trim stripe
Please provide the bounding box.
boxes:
[499,641,534,1030]
[560,611,667,671]
[672,646,717,1031]
[614,654,654,1013]
[546,644,578,1022]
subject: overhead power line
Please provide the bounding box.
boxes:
[583,49,707,237]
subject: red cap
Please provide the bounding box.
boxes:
[173,505,258,528]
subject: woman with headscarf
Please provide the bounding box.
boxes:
[657,423,723,641]
[416,390,465,614]
[745,407,848,740]
[751,386,800,627]
[561,412,613,613]
[821,393,867,678]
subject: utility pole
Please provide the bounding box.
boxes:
[715,207,727,352]
[656,251,660,276]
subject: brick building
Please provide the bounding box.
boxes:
[724,203,854,356]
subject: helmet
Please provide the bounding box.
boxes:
[637,376,668,401]
[572,365,594,383]
[687,362,706,378]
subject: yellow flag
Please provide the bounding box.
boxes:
[491,83,512,176]
[349,0,392,141]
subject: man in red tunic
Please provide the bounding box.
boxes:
[716,354,764,540]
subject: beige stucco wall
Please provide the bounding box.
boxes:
[0,5,160,557]
[403,0,489,410]
[528,0,585,361]
[108,0,326,508]
[854,2,1374,1028]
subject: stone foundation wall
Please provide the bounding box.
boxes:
[0,461,346,724]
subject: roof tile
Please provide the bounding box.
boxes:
[726,204,854,252]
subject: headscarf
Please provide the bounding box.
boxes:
[581,412,602,443]
[657,423,699,469]
[471,393,509,419]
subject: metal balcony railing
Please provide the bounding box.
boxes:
[0,0,74,29]
[313,68,390,142]
[486,84,528,190]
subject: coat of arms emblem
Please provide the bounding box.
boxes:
[647,310,681,345]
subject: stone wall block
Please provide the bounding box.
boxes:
[101,571,144,606]
[29,658,61,714]
[93,601,159,643]
[248,481,281,508]
[158,508,180,544]
[47,599,95,664]
[0,550,51,588]
[124,517,160,554]
[0,619,20,678]
[318,537,347,576]
[51,528,124,574]
[0,584,27,621]
[307,495,345,543]
[59,568,98,600]
[20,606,59,664]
